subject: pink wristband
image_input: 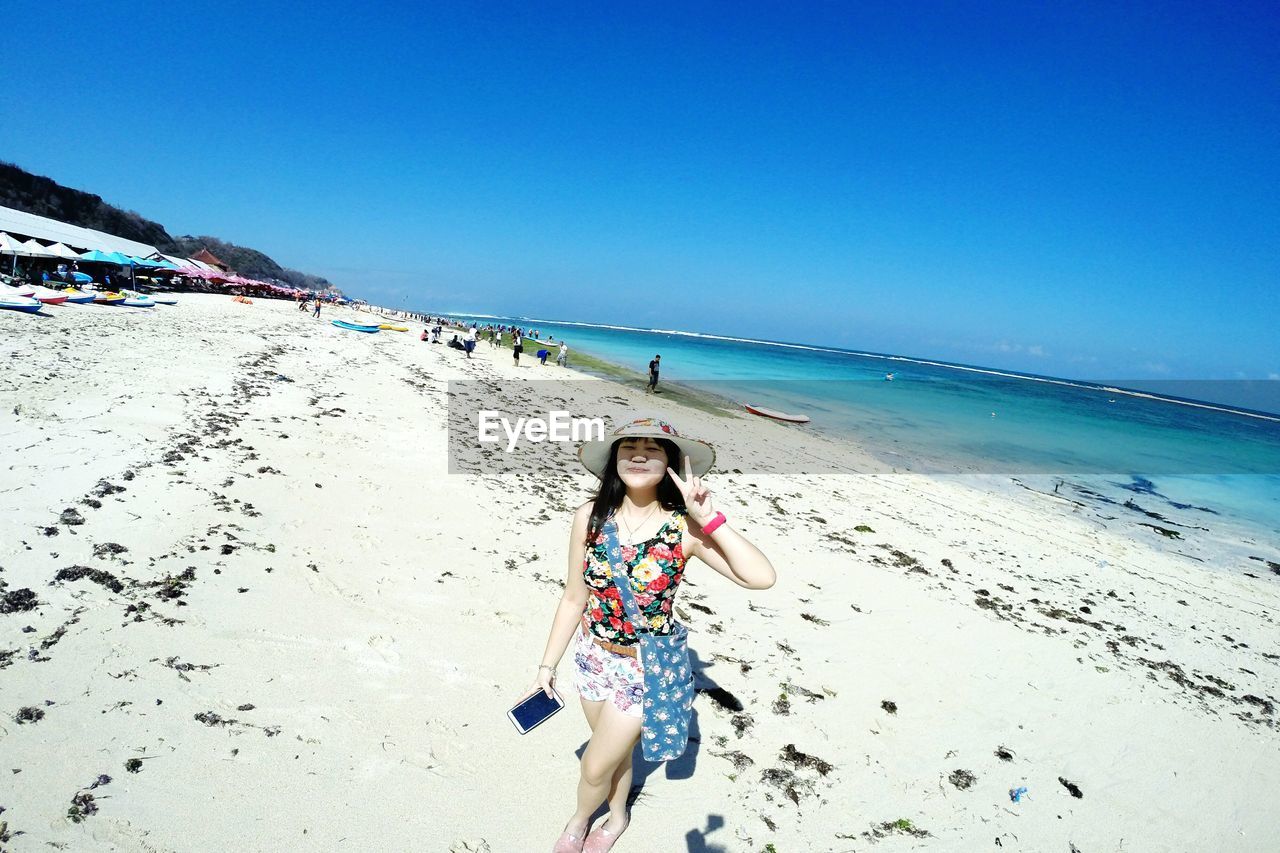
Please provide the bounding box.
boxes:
[702,511,727,535]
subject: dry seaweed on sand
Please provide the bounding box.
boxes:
[948,769,977,790]
[779,743,834,776]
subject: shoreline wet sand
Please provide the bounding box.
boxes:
[2,294,1278,852]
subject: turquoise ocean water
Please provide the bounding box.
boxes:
[445,313,1280,543]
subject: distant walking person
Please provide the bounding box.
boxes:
[465,325,478,359]
[647,354,661,392]
[557,341,568,367]
[513,329,523,365]
[313,298,321,318]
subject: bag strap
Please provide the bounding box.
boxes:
[601,517,651,636]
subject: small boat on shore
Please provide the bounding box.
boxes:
[120,290,156,308]
[27,285,69,305]
[94,292,127,305]
[379,324,408,331]
[332,319,380,333]
[151,293,178,305]
[61,287,97,304]
[744,404,811,423]
[0,293,43,313]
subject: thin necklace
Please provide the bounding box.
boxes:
[619,502,660,545]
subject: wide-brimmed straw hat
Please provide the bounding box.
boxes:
[578,417,715,480]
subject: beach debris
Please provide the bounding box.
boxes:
[1058,777,1084,798]
[772,692,791,715]
[730,712,755,738]
[863,818,930,841]
[448,840,491,853]
[800,612,830,626]
[67,775,112,823]
[1137,523,1181,539]
[124,759,143,773]
[779,743,834,776]
[91,480,126,499]
[194,711,235,727]
[15,706,44,724]
[0,588,38,614]
[92,542,129,560]
[59,508,85,526]
[781,682,825,703]
[709,749,755,771]
[238,703,256,712]
[145,568,196,600]
[760,767,815,805]
[162,656,219,682]
[41,526,59,537]
[995,746,1015,761]
[1009,786,1029,803]
[948,769,977,790]
[880,700,898,715]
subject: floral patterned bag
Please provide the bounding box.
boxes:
[603,517,695,762]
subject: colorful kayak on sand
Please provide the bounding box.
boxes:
[27,285,69,305]
[120,290,157,308]
[61,287,98,304]
[332,320,380,333]
[744,404,811,423]
[379,324,409,331]
[0,294,43,313]
[94,292,127,305]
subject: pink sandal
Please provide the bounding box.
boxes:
[552,828,586,853]
[583,822,626,853]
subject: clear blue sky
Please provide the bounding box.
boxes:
[3,1,1277,381]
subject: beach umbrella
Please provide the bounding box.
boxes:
[44,242,82,260]
[103,251,134,266]
[21,240,58,258]
[0,233,34,256]
[80,249,116,263]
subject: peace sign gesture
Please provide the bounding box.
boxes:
[667,454,715,525]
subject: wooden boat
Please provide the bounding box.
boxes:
[332,319,380,333]
[744,404,810,423]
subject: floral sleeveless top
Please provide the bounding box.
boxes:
[582,509,688,647]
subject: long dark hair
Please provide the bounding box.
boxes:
[587,438,686,544]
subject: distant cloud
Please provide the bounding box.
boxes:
[986,341,1048,357]
[1269,372,1280,380]
[1141,361,1172,375]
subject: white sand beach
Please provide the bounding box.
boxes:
[2,295,1278,852]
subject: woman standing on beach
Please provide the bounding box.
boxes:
[513,328,524,365]
[529,418,776,852]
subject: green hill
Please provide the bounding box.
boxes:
[0,161,339,294]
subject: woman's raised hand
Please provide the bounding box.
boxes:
[666,454,715,525]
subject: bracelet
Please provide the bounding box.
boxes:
[538,664,556,677]
[702,511,727,535]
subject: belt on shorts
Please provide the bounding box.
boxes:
[580,615,639,658]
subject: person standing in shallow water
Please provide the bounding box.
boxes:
[526,418,776,852]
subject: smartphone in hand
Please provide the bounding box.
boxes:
[508,688,565,734]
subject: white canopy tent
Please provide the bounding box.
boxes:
[44,242,81,260]
[21,239,58,258]
[0,232,35,256]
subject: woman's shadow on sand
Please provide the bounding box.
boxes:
[576,646,740,852]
